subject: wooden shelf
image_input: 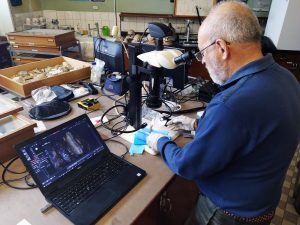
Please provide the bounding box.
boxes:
[119,12,203,20]
[120,12,267,21]
[120,12,173,19]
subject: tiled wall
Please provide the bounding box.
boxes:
[44,10,119,31]
[14,10,200,35]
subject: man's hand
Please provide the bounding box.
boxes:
[167,115,196,131]
[146,133,166,153]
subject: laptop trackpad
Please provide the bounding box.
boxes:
[70,188,117,225]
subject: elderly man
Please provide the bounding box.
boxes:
[146,1,300,225]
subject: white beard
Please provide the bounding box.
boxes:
[206,57,227,85]
[209,71,224,85]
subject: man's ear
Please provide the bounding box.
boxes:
[216,39,230,59]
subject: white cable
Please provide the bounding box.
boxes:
[120,38,129,59]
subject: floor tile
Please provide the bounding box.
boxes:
[271,145,300,225]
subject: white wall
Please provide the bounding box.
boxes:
[0,0,15,35]
[265,0,300,51]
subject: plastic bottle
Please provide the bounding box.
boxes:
[94,68,102,85]
[102,26,110,37]
[90,59,105,85]
[90,61,97,84]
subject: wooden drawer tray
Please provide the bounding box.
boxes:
[0,95,23,119]
[12,53,54,65]
[7,29,75,47]
[0,114,36,163]
[10,40,78,53]
[0,56,91,97]
[11,45,62,53]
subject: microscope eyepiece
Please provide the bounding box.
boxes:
[174,50,196,65]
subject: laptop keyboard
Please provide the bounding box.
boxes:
[52,154,128,215]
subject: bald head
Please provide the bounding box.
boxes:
[197,1,263,85]
[199,1,261,44]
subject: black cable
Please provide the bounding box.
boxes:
[0,175,28,186]
[124,92,128,103]
[155,104,206,115]
[197,77,216,95]
[161,99,173,117]
[162,88,178,104]
[173,78,200,96]
[142,83,149,95]
[177,95,199,104]
[0,161,26,174]
[101,104,147,134]
[139,27,149,47]
[172,77,215,104]
[162,77,172,94]
[102,134,120,142]
[111,120,130,135]
[161,78,178,104]
[25,174,37,188]
[1,157,36,190]
[105,139,129,158]
[158,99,174,126]
[100,85,127,105]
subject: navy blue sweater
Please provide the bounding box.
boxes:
[157,54,300,218]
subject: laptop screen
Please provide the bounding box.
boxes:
[18,116,106,188]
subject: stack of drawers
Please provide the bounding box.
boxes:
[7,29,80,65]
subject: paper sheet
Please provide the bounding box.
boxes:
[17,219,32,225]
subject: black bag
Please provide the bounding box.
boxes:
[29,100,71,120]
[51,85,74,101]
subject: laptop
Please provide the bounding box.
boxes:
[15,114,146,225]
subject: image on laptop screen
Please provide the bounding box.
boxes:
[18,117,105,188]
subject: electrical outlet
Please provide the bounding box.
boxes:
[92,5,99,10]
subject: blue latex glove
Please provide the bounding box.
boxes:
[129,144,145,156]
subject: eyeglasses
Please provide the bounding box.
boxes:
[195,40,231,62]
[194,41,217,62]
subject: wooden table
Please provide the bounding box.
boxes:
[0,90,199,225]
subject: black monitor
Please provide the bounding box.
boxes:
[93,37,126,74]
[127,42,188,90]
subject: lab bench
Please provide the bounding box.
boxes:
[0,92,200,225]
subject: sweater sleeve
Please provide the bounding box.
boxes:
[157,102,249,180]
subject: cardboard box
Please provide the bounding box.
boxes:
[0,114,36,163]
[0,56,91,97]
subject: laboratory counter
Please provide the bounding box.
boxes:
[0,91,200,225]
